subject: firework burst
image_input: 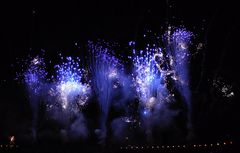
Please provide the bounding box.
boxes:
[54,56,91,112]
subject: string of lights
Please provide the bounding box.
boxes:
[120,141,234,150]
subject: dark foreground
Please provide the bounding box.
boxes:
[1,141,238,153]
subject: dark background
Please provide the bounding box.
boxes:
[0,0,240,149]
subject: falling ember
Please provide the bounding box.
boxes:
[9,136,15,144]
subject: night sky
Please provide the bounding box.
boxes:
[0,0,240,152]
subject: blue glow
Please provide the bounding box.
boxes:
[143,110,148,115]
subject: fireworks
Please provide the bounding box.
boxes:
[171,29,193,78]
[21,55,48,95]
[14,25,235,145]
[171,28,193,70]
[54,56,91,111]
[88,41,124,113]
[132,49,157,102]
[126,28,195,143]
[15,33,194,143]
[130,29,193,109]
